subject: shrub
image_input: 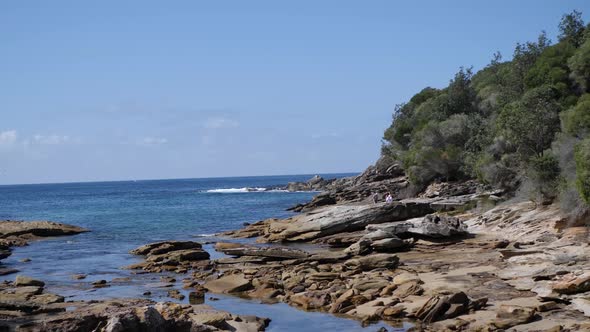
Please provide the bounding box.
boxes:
[574,138,590,204]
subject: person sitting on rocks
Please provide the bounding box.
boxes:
[385,192,393,203]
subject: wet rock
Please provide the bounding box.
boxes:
[167,289,185,300]
[130,240,203,256]
[71,274,87,280]
[0,220,89,238]
[14,275,45,287]
[130,240,210,273]
[19,258,31,263]
[189,290,205,305]
[92,280,109,288]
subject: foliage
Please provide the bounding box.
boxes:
[381,10,590,208]
[568,37,590,92]
[574,138,590,203]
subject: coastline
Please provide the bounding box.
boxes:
[1,166,590,331]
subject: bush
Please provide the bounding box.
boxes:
[574,138,590,204]
[528,154,561,202]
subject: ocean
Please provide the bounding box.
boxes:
[0,174,408,331]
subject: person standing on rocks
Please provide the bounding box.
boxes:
[372,192,379,204]
[385,192,393,203]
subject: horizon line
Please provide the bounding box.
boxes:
[0,171,361,187]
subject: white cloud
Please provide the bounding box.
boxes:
[0,130,17,145]
[32,134,70,145]
[203,117,239,129]
[139,137,168,145]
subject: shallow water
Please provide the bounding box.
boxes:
[0,175,410,331]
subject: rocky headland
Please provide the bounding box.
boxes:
[2,159,590,331]
[134,159,589,331]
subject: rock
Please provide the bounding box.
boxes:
[392,273,422,286]
[0,268,19,276]
[237,201,435,242]
[552,272,590,294]
[390,281,423,299]
[14,275,45,287]
[415,292,486,323]
[218,245,310,260]
[167,289,185,300]
[492,305,536,329]
[572,298,590,317]
[19,258,31,263]
[189,290,205,305]
[130,240,203,256]
[72,274,87,280]
[204,274,253,294]
[0,220,89,238]
[344,254,399,271]
[130,241,210,272]
[92,280,109,288]
[366,213,467,239]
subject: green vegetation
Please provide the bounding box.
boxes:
[382,11,590,211]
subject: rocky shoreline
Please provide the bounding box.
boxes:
[120,162,590,330]
[2,161,590,331]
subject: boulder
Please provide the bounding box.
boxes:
[414,292,487,323]
[262,202,435,242]
[204,274,253,294]
[553,272,590,294]
[14,275,45,287]
[492,305,536,329]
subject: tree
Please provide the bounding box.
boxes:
[558,10,585,47]
[496,85,561,158]
[568,37,590,92]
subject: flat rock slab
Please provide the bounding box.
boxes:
[204,274,253,294]
[217,244,310,260]
[0,220,88,238]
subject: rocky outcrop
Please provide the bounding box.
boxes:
[0,220,89,239]
[0,279,269,332]
[225,201,435,242]
[284,175,337,192]
[128,241,211,273]
[345,214,468,254]
[0,220,89,272]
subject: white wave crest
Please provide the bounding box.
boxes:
[205,187,268,193]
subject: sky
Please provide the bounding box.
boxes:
[1,1,589,185]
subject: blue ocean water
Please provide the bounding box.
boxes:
[0,174,409,331]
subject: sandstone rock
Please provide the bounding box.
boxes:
[130,240,203,256]
[204,274,253,294]
[14,275,45,287]
[392,273,422,286]
[0,220,89,238]
[344,254,399,272]
[492,305,536,329]
[415,292,486,323]
[218,245,310,260]
[167,289,185,300]
[253,202,435,242]
[553,272,590,294]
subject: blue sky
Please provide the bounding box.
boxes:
[1,1,589,184]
